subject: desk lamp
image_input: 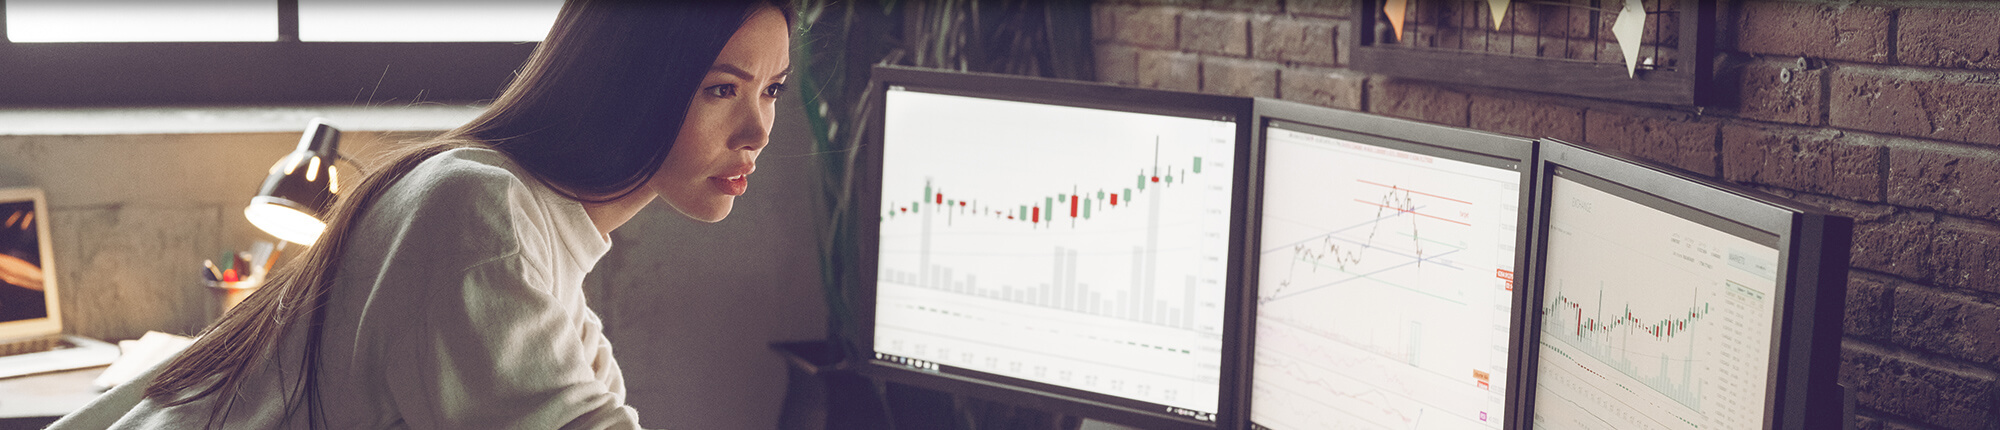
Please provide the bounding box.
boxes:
[245,119,343,246]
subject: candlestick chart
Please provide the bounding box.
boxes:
[870,88,1239,415]
[1530,174,1782,430]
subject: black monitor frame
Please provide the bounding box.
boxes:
[1517,140,1852,430]
[1233,98,1539,430]
[853,65,1257,429]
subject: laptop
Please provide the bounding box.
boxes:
[0,187,118,379]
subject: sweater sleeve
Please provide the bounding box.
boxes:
[383,254,641,430]
[371,160,639,430]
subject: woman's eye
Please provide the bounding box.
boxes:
[705,84,737,98]
[763,82,788,98]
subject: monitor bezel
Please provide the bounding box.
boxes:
[0,186,61,340]
[1235,98,1538,430]
[1517,140,1851,430]
[853,65,1257,429]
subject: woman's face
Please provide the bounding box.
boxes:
[651,5,791,223]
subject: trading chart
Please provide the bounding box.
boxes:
[1251,126,1520,430]
[1530,173,1781,430]
[872,88,1238,417]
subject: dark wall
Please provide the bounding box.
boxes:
[1093,1,2000,429]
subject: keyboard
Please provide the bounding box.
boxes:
[0,335,62,357]
[0,335,119,379]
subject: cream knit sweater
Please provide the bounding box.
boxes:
[52,148,640,429]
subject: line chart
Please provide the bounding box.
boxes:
[1249,126,1519,430]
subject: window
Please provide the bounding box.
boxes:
[7,0,277,42]
[297,0,560,42]
[0,0,550,106]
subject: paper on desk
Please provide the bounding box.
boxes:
[93,331,194,389]
[1613,0,1646,78]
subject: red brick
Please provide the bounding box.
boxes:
[1853,414,1883,430]
[1286,0,1352,18]
[1499,2,1593,40]
[1840,341,2000,430]
[1720,125,1884,202]
[1095,44,1140,86]
[1775,192,1930,283]
[1857,211,1938,283]
[1366,79,1469,127]
[1847,272,1895,340]
[1251,16,1339,66]
[1277,67,1365,111]
[1136,49,1200,92]
[1180,11,1249,57]
[1201,58,1277,98]
[1930,218,2000,295]
[1112,7,1180,50]
[1898,7,2000,70]
[1092,4,1121,43]
[1468,94,1584,143]
[1735,59,1825,125]
[1202,0,1279,13]
[1888,141,2000,221]
[1893,282,2000,365]
[1581,109,1721,176]
[1736,2,1892,63]
[1830,66,2000,147]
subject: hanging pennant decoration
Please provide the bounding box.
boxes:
[1385,0,1410,41]
[1488,0,1512,29]
[1612,0,1647,78]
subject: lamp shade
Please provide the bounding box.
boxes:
[246,119,342,245]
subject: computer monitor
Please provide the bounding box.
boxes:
[1522,140,1851,430]
[1240,99,1535,430]
[0,187,60,339]
[856,66,1253,429]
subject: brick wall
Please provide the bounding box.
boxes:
[1093,1,2000,429]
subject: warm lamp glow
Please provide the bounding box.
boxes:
[245,198,324,246]
[248,119,342,246]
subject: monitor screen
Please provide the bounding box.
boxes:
[0,198,47,323]
[1249,119,1525,430]
[1530,167,1783,430]
[870,83,1241,422]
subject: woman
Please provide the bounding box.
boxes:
[51,0,793,428]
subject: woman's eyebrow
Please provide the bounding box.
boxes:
[709,63,793,81]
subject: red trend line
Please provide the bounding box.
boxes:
[1352,199,1472,226]
[1356,180,1473,205]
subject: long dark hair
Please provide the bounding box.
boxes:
[145,0,795,427]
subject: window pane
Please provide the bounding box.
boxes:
[6,0,277,42]
[299,0,562,42]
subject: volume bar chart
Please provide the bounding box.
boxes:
[872,87,1238,416]
[1531,174,1783,430]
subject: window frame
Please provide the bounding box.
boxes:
[0,0,537,107]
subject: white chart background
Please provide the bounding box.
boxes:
[1250,128,1519,430]
[1531,174,1780,430]
[873,89,1238,414]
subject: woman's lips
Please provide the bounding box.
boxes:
[712,165,752,196]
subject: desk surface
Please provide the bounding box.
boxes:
[0,366,107,419]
